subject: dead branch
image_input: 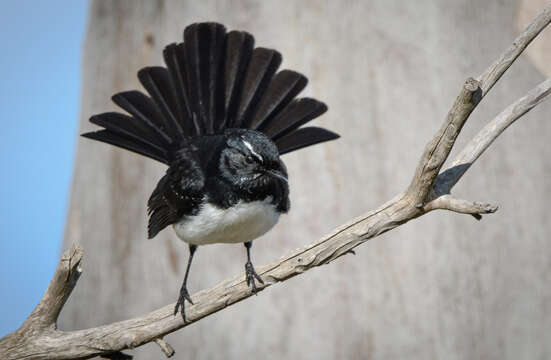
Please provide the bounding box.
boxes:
[1,4,550,360]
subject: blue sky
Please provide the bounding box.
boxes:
[0,1,87,336]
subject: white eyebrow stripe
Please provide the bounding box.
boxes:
[242,139,263,162]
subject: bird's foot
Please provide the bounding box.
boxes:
[245,261,264,294]
[174,286,193,322]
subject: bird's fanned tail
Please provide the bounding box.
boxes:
[82,22,338,163]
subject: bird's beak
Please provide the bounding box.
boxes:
[265,169,288,183]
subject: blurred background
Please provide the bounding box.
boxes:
[1,1,551,359]
[0,0,86,337]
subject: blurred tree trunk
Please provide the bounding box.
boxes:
[62,0,551,359]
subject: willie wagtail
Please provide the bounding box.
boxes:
[82,22,339,320]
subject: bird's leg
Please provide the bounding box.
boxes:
[244,241,264,294]
[174,244,197,322]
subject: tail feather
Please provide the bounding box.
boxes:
[234,48,282,128]
[261,98,328,140]
[183,23,227,135]
[183,23,206,135]
[248,70,307,130]
[182,24,200,129]
[204,23,226,134]
[162,43,196,137]
[275,127,339,155]
[223,31,254,130]
[111,91,172,145]
[138,67,184,138]
[82,130,169,163]
[90,112,167,151]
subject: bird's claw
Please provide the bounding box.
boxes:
[174,286,193,322]
[245,261,264,294]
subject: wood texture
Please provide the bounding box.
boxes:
[10,0,547,359]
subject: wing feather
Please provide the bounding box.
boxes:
[147,151,205,238]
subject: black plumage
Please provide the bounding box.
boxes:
[82,22,339,321]
[82,22,337,163]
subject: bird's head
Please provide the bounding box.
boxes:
[219,129,288,190]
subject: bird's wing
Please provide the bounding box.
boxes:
[82,22,338,164]
[147,151,205,239]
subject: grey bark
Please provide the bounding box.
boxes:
[52,1,551,359]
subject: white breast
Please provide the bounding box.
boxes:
[173,197,280,245]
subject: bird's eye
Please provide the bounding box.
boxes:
[245,155,254,164]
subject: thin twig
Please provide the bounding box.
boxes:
[154,338,175,358]
[477,3,551,96]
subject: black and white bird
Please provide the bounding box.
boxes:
[82,22,339,320]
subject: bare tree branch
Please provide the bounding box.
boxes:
[434,77,551,193]
[1,4,550,360]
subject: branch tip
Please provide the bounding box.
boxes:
[424,195,498,217]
